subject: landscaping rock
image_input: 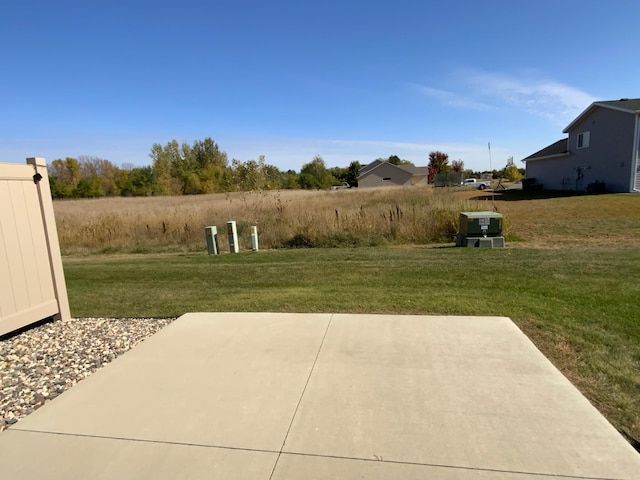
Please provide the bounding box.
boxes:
[0,317,175,432]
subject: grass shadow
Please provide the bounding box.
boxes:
[471,189,611,202]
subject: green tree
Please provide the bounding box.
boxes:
[346,161,362,187]
[149,143,177,195]
[232,159,259,191]
[77,156,121,196]
[379,155,413,166]
[263,162,284,190]
[231,155,275,191]
[192,137,228,169]
[119,166,157,196]
[463,169,477,179]
[149,138,231,194]
[183,172,202,194]
[48,158,81,198]
[74,176,104,198]
[281,170,300,189]
[299,156,335,189]
[329,166,349,184]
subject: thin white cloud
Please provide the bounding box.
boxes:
[464,70,596,126]
[414,69,596,127]
[411,84,493,111]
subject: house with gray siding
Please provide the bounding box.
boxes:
[357,160,429,188]
[523,98,640,193]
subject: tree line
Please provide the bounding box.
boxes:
[47,138,522,199]
[48,138,363,199]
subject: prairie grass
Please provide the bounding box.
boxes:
[54,187,640,254]
[54,186,482,254]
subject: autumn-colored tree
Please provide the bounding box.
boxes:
[428,151,450,173]
[500,157,522,181]
[451,159,464,173]
[427,151,450,183]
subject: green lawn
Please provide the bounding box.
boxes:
[63,245,640,442]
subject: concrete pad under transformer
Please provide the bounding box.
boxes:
[492,236,505,248]
[465,237,480,247]
[457,234,505,248]
[0,313,638,480]
[479,237,494,247]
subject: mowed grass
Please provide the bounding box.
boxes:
[58,189,640,442]
[63,243,640,441]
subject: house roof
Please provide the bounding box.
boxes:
[358,160,427,179]
[522,138,569,162]
[358,159,385,176]
[396,164,429,176]
[563,98,640,133]
[596,98,640,112]
[358,160,407,179]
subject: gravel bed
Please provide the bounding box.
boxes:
[0,317,175,432]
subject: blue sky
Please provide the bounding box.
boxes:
[2,1,638,172]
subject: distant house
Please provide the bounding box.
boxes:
[523,98,640,193]
[357,160,429,188]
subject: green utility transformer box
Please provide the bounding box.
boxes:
[459,211,503,237]
[456,211,505,248]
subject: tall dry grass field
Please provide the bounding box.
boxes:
[53,186,484,254]
[54,187,640,254]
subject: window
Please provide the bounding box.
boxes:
[577,131,590,149]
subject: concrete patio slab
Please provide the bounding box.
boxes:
[282,314,640,479]
[0,429,278,480]
[1,313,639,479]
[10,312,331,451]
[271,453,570,479]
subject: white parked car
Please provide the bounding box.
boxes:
[462,178,491,190]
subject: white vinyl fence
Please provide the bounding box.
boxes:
[0,158,70,336]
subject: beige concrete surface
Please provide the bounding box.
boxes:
[11,312,331,451]
[283,314,640,478]
[0,429,277,479]
[1,312,639,480]
[271,453,570,479]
